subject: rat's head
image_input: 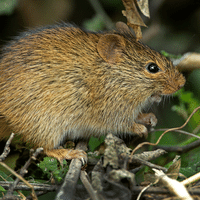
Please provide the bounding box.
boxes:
[97,26,185,105]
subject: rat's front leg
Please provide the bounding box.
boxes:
[131,113,157,138]
[45,148,87,165]
[136,113,157,127]
[131,122,148,138]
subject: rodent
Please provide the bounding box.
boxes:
[0,22,185,162]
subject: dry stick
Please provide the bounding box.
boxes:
[5,148,43,198]
[153,169,193,200]
[0,133,15,162]
[130,156,167,172]
[0,162,37,200]
[131,106,200,155]
[0,181,57,191]
[150,128,200,140]
[80,171,100,200]
[55,141,88,200]
[133,186,200,195]
[181,171,200,186]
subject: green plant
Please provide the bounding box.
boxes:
[37,157,69,183]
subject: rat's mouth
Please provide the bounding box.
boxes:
[150,93,162,103]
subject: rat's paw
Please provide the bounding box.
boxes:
[136,113,157,127]
[45,149,87,165]
[132,123,148,138]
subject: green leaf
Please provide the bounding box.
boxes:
[88,136,105,152]
[161,50,182,59]
[37,157,69,183]
[0,186,6,192]
[0,171,14,181]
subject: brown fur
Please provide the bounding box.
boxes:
[0,23,185,160]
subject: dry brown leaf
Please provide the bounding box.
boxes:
[121,0,148,40]
[128,23,142,41]
[135,0,150,17]
[122,0,146,27]
[167,156,181,180]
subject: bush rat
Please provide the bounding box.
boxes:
[0,23,185,162]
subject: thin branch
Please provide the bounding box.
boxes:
[155,139,200,153]
[129,156,167,172]
[55,141,88,200]
[181,171,200,186]
[0,181,57,191]
[0,162,37,200]
[131,106,200,155]
[0,133,15,162]
[5,148,43,198]
[153,169,193,200]
[80,171,100,200]
[132,186,200,195]
[150,128,200,139]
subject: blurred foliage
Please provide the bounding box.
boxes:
[83,14,106,31]
[0,0,17,15]
[161,50,182,60]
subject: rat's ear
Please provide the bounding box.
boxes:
[97,34,126,64]
[116,21,131,34]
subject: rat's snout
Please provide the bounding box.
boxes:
[162,72,185,95]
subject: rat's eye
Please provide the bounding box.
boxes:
[146,63,160,73]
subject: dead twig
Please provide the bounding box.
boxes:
[0,181,57,191]
[150,128,200,140]
[0,133,15,162]
[132,186,200,195]
[55,141,88,200]
[5,148,43,199]
[155,139,200,154]
[131,106,200,155]
[80,170,100,200]
[173,52,200,71]
[181,171,200,186]
[153,169,193,200]
[0,161,37,200]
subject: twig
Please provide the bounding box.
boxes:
[5,148,43,198]
[0,181,57,191]
[55,141,88,200]
[80,170,100,200]
[0,162,37,200]
[181,171,200,186]
[132,186,200,195]
[131,106,200,155]
[0,133,15,162]
[129,156,167,172]
[153,169,193,200]
[150,128,200,140]
[155,139,200,153]
[173,52,200,71]
[26,191,48,200]
[136,184,152,200]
